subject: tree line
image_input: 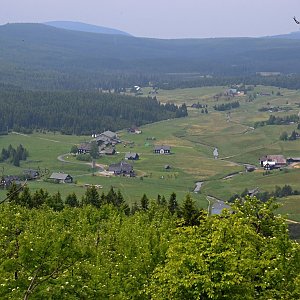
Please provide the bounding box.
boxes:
[0,85,187,135]
[255,114,299,128]
[229,184,299,203]
[0,144,28,167]
[213,101,240,111]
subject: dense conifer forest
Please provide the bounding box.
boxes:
[0,84,187,134]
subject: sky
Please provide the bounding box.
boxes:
[1,0,300,38]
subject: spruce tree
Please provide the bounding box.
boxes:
[83,186,101,208]
[141,194,149,211]
[168,192,178,215]
[181,194,200,226]
[65,192,79,207]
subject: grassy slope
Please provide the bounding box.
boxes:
[0,85,300,220]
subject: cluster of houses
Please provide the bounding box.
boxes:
[0,169,74,189]
[259,155,300,170]
[107,145,171,177]
[78,130,120,156]
[0,132,173,189]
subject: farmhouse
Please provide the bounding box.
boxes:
[99,147,116,156]
[94,130,120,146]
[154,145,171,154]
[0,175,21,189]
[108,161,135,177]
[77,142,92,154]
[127,127,142,134]
[125,152,139,160]
[49,173,73,183]
[259,155,287,169]
[23,169,40,180]
[287,157,300,164]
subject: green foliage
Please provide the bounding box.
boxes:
[280,131,288,141]
[181,193,201,226]
[140,193,149,211]
[168,192,179,215]
[213,101,240,111]
[70,145,78,154]
[65,192,79,207]
[76,153,92,162]
[0,144,28,166]
[148,197,300,299]
[0,203,175,299]
[89,141,99,159]
[46,191,64,211]
[0,195,299,299]
[82,186,101,208]
[255,114,299,128]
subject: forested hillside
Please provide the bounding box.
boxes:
[1,23,300,90]
[0,84,187,134]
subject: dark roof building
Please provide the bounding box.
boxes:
[154,145,171,154]
[259,155,287,168]
[49,173,73,183]
[77,142,92,154]
[0,175,21,188]
[108,161,135,177]
[94,130,120,146]
[125,152,139,160]
[99,148,115,155]
[23,169,40,180]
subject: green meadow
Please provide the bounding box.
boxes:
[1,85,300,220]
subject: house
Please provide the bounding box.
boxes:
[94,131,120,146]
[225,88,238,96]
[245,165,255,172]
[247,188,260,197]
[102,130,117,140]
[99,147,115,156]
[259,155,287,169]
[127,127,142,134]
[154,145,171,154]
[77,142,92,154]
[0,175,21,189]
[287,157,300,164]
[108,161,135,177]
[125,152,139,160]
[23,169,40,180]
[49,173,73,183]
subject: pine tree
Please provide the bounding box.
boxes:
[168,192,179,215]
[6,182,21,205]
[47,191,64,211]
[131,201,140,215]
[83,186,101,208]
[19,186,32,208]
[115,190,125,207]
[65,192,79,207]
[141,194,149,211]
[31,189,49,208]
[157,194,162,205]
[181,194,200,226]
[106,186,117,205]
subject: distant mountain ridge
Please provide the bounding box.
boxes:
[44,21,132,36]
[1,23,300,90]
[269,31,300,40]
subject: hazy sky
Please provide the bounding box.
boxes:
[1,0,300,38]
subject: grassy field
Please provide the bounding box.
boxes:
[1,85,300,220]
